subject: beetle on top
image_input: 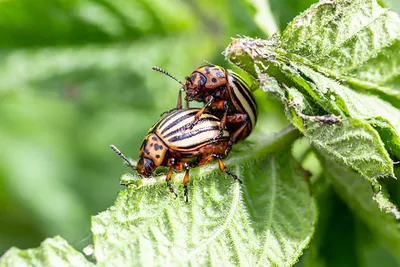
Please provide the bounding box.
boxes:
[153,64,257,144]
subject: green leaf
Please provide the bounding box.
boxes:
[0,128,316,266]
[0,236,93,267]
[0,0,273,254]
[0,0,195,47]
[357,240,400,267]
[382,0,400,15]
[280,0,400,105]
[0,35,219,250]
[268,0,318,32]
[320,153,400,259]
[368,117,400,159]
[245,0,279,37]
[91,127,317,266]
[225,0,400,181]
[284,85,394,181]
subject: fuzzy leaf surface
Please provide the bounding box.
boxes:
[280,0,400,105]
[0,236,93,267]
[91,128,316,267]
[225,0,400,181]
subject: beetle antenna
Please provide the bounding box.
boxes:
[110,144,136,170]
[202,59,214,65]
[152,66,185,86]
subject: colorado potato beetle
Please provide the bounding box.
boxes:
[111,108,239,202]
[153,64,257,143]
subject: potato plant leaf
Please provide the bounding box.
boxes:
[225,0,400,182]
[92,128,316,266]
[319,153,400,259]
[280,0,400,105]
[0,236,93,267]
[0,128,317,266]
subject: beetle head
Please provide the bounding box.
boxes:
[184,72,208,102]
[137,134,167,178]
[184,65,227,102]
[136,157,156,177]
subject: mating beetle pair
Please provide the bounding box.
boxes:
[111,64,257,201]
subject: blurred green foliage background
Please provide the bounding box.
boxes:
[0,0,288,254]
[1,0,400,265]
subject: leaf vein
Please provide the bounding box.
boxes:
[256,156,277,266]
[178,183,241,263]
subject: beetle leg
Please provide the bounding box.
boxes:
[183,167,190,202]
[231,120,248,143]
[185,97,190,109]
[219,119,249,157]
[187,96,214,130]
[227,115,249,144]
[212,155,242,184]
[224,142,233,158]
[215,101,229,140]
[159,90,186,116]
[176,89,183,109]
[166,166,178,198]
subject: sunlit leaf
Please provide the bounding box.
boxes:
[0,236,93,267]
[92,128,316,266]
[280,0,400,106]
[225,0,400,181]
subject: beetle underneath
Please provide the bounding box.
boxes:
[111,108,240,202]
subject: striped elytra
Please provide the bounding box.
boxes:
[227,70,257,131]
[153,64,257,143]
[111,108,238,202]
[151,109,230,150]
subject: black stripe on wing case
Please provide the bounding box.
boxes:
[160,110,199,134]
[168,126,219,142]
[162,117,220,138]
